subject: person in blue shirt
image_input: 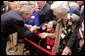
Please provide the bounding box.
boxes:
[69,6,80,16]
[25,11,40,26]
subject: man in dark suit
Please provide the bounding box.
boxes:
[37,1,56,25]
[62,7,84,55]
[1,5,39,55]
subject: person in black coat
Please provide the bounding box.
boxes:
[37,1,56,25]
[62,7,84,55]
[1,5,39,55]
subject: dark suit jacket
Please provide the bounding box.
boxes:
[38,3,56,25]
[66,8,84,55]
[1,10,32,38]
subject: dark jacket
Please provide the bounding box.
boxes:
[69,6,80,16]
[1,10,32,38]
[66,8,84,55]
[38,2,56,25]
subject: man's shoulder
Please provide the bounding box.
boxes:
[9,10,23,21]
[1,10,23,22]
[1,10,18,17]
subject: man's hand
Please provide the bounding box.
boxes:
[62,46,72,55]
[24,24,32,29]
[30,25,40,32]
[39,33,49,39]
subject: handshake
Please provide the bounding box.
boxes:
[30,25,40,32]
[24,24,40,32]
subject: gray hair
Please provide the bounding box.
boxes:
[51,1,68,16]
[19,5,34,14]
[51,1,68,10]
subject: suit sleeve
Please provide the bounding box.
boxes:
[13,19,33,39]
[67,8,84,50]
[66,26,79,50]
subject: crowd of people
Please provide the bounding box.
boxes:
[1,1,84,55]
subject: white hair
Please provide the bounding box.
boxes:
[51,1,68,11]
[19,5,34,14]
[51,1,68,16]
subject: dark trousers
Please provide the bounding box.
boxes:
[1,34,8,55]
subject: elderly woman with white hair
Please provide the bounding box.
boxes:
[50,1,80,55]
[51,1,68,24]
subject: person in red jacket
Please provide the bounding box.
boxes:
[39,21,57,53]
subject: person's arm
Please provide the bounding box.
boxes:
[13,18,40,39]
[39,32,55,39]
[62,25,79,55]
[47,33,56,38]
[13,19,32,38]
